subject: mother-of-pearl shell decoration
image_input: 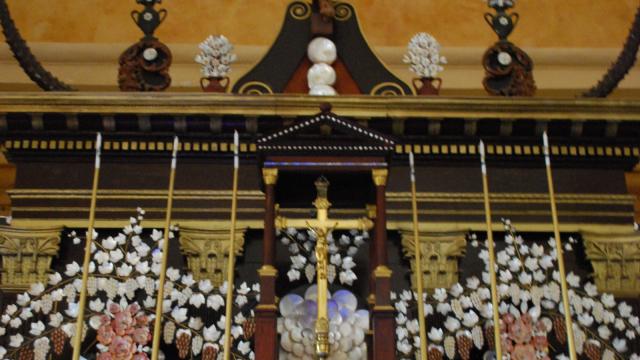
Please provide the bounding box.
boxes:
[277,286,369,360]
[307,37,338,96]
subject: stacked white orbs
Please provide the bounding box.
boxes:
[307,37,338,96]
[278,286,369,360]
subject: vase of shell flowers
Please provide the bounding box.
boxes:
[195,35,237,93]
[404,32,447,96]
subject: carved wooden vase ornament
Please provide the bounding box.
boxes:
[200,77,230,93]
[413,77,442,96]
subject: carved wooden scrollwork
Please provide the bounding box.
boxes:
[400,230,467,290]
[179,226,245,287]
[0,227,62,291]
[583,231,640,297]
[483,41,536,97]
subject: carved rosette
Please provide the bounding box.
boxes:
[400,230,467,290]
[178,226,245,287]
[0,227,62,290]
[583,232,640,297]
[483,41,536,96]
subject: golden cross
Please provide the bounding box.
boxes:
[275,176,373,358]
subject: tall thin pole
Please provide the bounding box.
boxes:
[409,152,428,360]
[151,137,179,360]
[543,133,577,360]
[72,133,102,360]
[479,141,503,360]
[223,131,240,360]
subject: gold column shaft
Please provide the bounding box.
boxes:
[409,153,428,360]
[315,231,330,358]
[223,132,240,360]
[71,133,102,360]
[543,133,577,360]
[151,137,179,360]
[479,141,503,360]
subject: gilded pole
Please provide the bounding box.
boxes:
[409,152,428,360]
[479,141,503,360]
[71,133,102,360]
[542,133,577,360]
[151,137,179,360]
[223,131,240,360]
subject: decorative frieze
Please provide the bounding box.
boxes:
[400,230,467,290]
[583,231,640,297]
[179,226,245,286]
[0,226,62,290]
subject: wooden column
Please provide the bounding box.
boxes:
[366,204,377,306]
[371,169,396,360]
[255,168,278,360]
[626,164,640,223]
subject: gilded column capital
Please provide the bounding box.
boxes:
[0,226,62,290]
[366,204,377,219]
[262,168,278,185]
[179,226,246,287]
[373,265,392,278]
[372,169,388,186]
[258,265,278,277]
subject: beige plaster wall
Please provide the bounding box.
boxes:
[3,0,637,47]
[1,0,639,96]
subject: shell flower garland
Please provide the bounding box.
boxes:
[195,35,237,78]
[279,228,368,286]
[392,220,640,360]
[403,33,447,79]
[0,208,259,360]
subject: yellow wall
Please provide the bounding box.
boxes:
[4,0,637,48]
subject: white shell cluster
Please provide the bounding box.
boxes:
[194,35,237,78]
[403,32,447,78]
[307,37,338,96]
[278,286,369,360]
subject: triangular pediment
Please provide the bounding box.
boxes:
[257,110,395,154]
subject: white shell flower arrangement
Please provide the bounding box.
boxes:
[278,286,369,359]
[392,220,640,360]
[195,35,237,78]
[0,209,259,360]
[279,228,368,286]
[403,33,447,79]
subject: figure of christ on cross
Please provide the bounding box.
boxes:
[275,176,374,359]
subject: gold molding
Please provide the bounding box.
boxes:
[372,169,388,186]
[262,168,278,185]
[0,226,62,290]
[178,226,246,287]
[366,204,377,219]
[2,92,640,121]
[400,229,467,290]
[583,231,640,297]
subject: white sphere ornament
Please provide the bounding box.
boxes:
[307,63,336,87]
[307,37,337,64]
[309,85,337,96]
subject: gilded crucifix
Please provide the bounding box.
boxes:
[275,176,373,358]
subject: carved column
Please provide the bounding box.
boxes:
[255,168,278,360]
[371,169,395,360]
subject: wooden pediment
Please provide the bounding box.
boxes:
[257,107,395,155]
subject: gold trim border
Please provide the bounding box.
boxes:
[4,139,639,159]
